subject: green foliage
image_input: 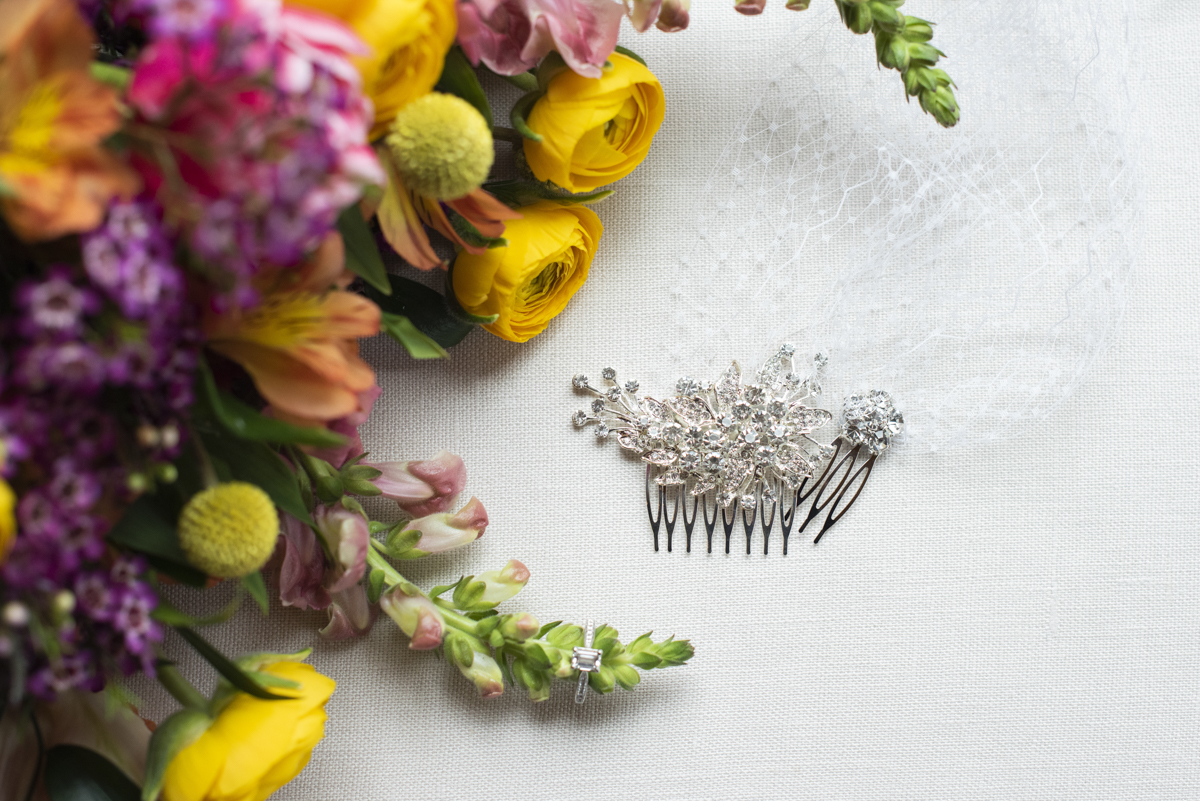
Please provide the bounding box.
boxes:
[435,46,493,125]
[175,627,292,701]
[362,274,475,348]
[45,745,141,801]
[337,205,391,295]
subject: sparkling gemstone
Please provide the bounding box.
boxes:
[740,493,757,509]
[572,411,588,427]
[616,430,641,451]
[755,446,775,463]
[767,399,788,418]
[573,374,589,389]
[602,367,617,380]
[717,491,737,507]
[572,647,603,672]
[714,361,742,406]
[743,385,766,404]
[676,376,701,396]
[742,425,760,445]
[802,378,822,396]
[606,387,622,401]
[703,451,723,472]
[703,429,723,447]
[662,422,684,445]
[679,450,701,470]
[813,352,829,369]
[780,343,796,357]
[762,486,778,504]
[637,415,652,428]
[591,399,605,412]
[684,425,704,445]
[624,380,640,393]
[784,372,802,387]
[656,468,685,486]
[595,423,609,439]
[732,401,752,419]
[691,475,718,496]
[718,413,735,428]
[642,449,678,466]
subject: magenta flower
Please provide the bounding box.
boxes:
[367,451,466,517]
[380,583,445,650]
[457,0,624,78]
[395,497,489,557]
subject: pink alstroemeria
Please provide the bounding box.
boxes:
[654,0,689,31]
[296,384,382,468]
[397,497,488,556]
[380,583,445,649]
[367,451,466,517]
[313,503,369,593]
[319,583,377,640]
[456,0,624,78]
[276,513,331,611]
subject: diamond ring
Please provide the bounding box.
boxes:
[572,620,602,704]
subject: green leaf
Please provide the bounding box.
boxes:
[482,179,613,208]
[367,568,386,604]
[445,208,506,250]
[435,46,492,124]
[613,664,641,690]
[536,620,562,638]
[361,274,474,348]
[195,360,347,448]
[613,45,647,66]
[150,593,244,628]
[522,642,551,670]
[380,312,449,360]
[509,90,544,141]
[141,710,211,801]
[242,571,269,615]
[45,745,141,801]
[337,205,391,295]
[106,494,206,587]
[199,432,309,523]
[175,627,292,700]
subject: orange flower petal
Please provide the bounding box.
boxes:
[209,340,362,421]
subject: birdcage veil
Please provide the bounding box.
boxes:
[666,0,1144,453]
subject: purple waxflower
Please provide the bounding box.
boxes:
[16,269,98,337]
[75,573,116,622]
[48,459,103,512]
[17,491,61,540]
[114,590,160,652]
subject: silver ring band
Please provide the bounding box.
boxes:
[572,620,600,704]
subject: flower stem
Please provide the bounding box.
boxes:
[157,662,209,713]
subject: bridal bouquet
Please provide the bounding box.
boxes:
[0,0,956,798]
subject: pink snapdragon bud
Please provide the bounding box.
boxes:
[367,451,465,517]
[734,0,766,14]
[319,584,376,640]
[625,0,663,32]
[380,583,445,649]
[397,497,488,556]
[458,650,505,699]
[498,612,540,642]
[475,559,530,607]
[276,513,330,611]
[313,503,369,593]
[656,0,690,31]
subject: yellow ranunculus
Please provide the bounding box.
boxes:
[451,201,603,343]
[0,475,14,564]
[523,53,665,194]
[287,0,456,139]
[161,662,335,801]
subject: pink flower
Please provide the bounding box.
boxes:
[367,451,466,516]
[380,583,445,649]
[298,384,382,468]
[397,497,488,556]
[319,583,377,640]
[313,503,369,593]
[457,0,624,78]
[275,513,330,611]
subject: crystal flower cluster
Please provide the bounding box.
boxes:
[573,345,838,509]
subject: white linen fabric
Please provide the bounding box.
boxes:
[140,1,1200,798]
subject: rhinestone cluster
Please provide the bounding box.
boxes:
[841,390,904,455]
[572,345,838,509]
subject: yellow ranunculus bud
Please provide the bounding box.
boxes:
[388,92,494,200]
[523,53,666,194]
[0,477,14,565]
[451,201,602,343]
[177,482,279,578]
[288,0,457,139]
[161,661,335,801]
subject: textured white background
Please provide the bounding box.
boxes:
[144,2,1200,798]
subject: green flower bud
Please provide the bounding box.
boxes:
[497,612,540,642]
[588,665,616,694]
[457,649,504,699]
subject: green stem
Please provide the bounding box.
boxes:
[156,663,210,713]
[491,126,524,145]
[495,70,538,92]
[365,542,405,585]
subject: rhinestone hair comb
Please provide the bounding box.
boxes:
[572,345,903,554]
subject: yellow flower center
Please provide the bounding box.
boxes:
[387,92,493,200]
[602,97,640,148]
[178,482,279,577]
[0,80,62,176]
[236,292,327,350]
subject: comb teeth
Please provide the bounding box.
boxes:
[644,437,879,554]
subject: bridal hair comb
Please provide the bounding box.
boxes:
[572,345,903,554]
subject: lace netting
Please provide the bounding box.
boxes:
[669,0,1143,452]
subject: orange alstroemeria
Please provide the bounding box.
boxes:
[205,234,382,422]
[0,0,139,240]
[375,149,521,271]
